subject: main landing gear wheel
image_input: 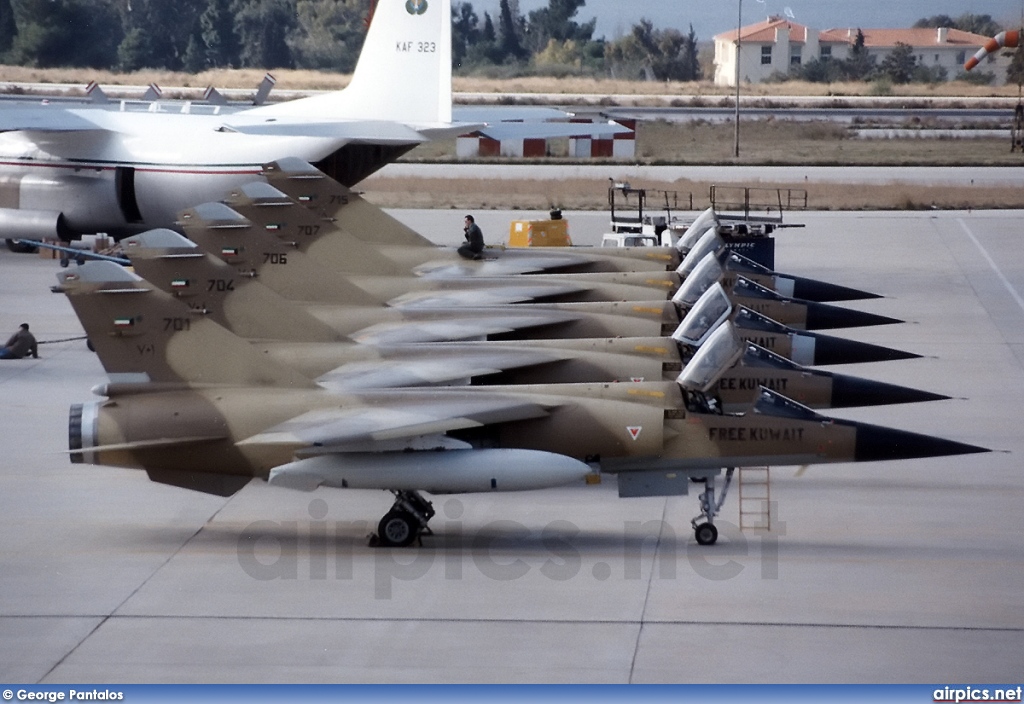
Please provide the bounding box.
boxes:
[694,523,718,546]
[372,490,436,548]
[377,511,418,548]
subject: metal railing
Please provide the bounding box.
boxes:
[709,185,808,222]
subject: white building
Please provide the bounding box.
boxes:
[714,16,1010,86]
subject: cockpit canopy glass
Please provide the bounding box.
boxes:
[676,321,744,392]
[677,230,725,277]
[672,282,733,347]
[676,208,717,253]
[672,251,724,308]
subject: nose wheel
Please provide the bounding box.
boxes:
[694,522,719,546]
[690,468,733,546]
[372,490,436,547]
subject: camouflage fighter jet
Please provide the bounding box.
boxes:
[103,205,920,380]
[172,199,910,350]
[678,283,921,367]
[253,159,885,307]
[60,263,982,547]
[260,158,681,275]
[59,260,945,412]
[120,229,678,344]
[177,198,681,305]
[674,248,901,330]
[212,181,895,333]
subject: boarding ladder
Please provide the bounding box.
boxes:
[738,466,771,531]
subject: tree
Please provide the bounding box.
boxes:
[482,12,495,42]
[288,0,365,71]
[915,13,1001,38]
[524,0,595,53]
[8,0,122,68]
[1008,44,1024,87]
[452,1,480,68]
[198,0,241,68]
[532,37,598,73]
[795,57,845,83]
[496,0,527,62]
[606,19,700,81]
[117,0,203,70]
[233,0,297,69]
[878,41,915,84]
[0,0,15,55]
[842,28,874,80]
[913,15,955,30]
[912,63,947,84]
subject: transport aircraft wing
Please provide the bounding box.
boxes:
[0,105,104,132]
[0,0,468,247]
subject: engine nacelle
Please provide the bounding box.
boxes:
[268,449,593,493]
[0,168,145,241]
[0,207,71,241]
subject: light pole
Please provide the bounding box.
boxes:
[733,0,742,157]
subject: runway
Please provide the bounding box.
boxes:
[377,162,1024,188]
[0,209,1021,683]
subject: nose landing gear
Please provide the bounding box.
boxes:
[690,467,734,545]
[372,490,436,547]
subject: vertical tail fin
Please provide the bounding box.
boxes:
[262,158,433,247]
[247,0,452,125]
[177,202,384,305]
[56,261,316,389]
[122,229,346,342]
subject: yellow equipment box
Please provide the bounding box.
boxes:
[508,214,571,247]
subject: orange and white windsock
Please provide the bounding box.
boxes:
[965,30,1020,70]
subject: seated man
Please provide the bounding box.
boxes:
[457,214,484,260]
[0,323,38,359]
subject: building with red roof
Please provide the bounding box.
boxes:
[713,16,1008,86]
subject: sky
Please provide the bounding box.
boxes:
[472,0,1022,41]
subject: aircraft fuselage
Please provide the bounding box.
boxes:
[0,112,347,239]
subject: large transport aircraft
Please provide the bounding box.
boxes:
[0,0,471,251]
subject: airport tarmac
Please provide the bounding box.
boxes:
[0,209,1021,683]
[378,162,1024,188]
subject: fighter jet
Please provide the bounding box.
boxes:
[118,229,676,344]
[244,160,892,323]
[59,259,945,412]
[719,249,882,303]
[177,200,681,304]
[677,282,920,366]
[183,209,920,361]
[61,262,986,546]
[674,248,901,330]
[175,171,900,342]
[0,0,471,250]
[119,225,916,374]
[260,157,682,275]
